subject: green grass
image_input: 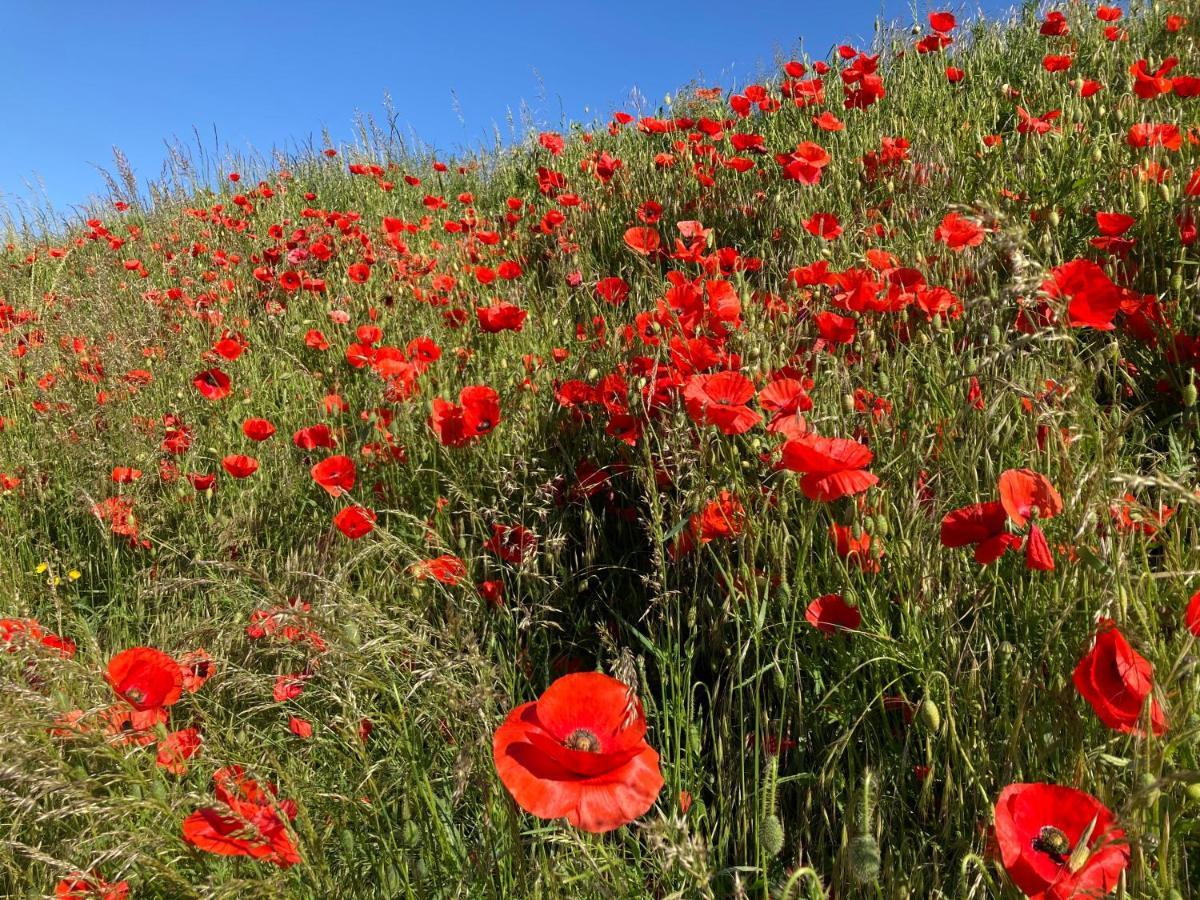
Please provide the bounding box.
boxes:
[3,1,1200,896]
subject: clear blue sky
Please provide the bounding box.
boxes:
[1,1,1010,219]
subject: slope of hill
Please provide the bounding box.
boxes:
[3,3,1200,897]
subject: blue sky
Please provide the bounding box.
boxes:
[1,1,1010,218]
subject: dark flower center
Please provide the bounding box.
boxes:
[563,728,601,753]
[1032,825,1072,864]
[124,686,145,704]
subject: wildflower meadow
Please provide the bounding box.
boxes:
[3,2,1200,897]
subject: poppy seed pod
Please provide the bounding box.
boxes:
[847,833,881,885]
[760,814,784,857]
[917,698,941,732]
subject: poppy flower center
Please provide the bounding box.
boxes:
[124,686,145,704]
[475,419,492,432]
[563,728,601,753]
[1032,825,1072,864]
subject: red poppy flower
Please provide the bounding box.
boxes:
[293,423,336,450]
[105,646,183,711]
[692,491,746,543]
[429,385,501,447]
[55,873,129,900]
[934,213,985,251]
[1042,259,1123,330]
[493,672,663,833]
[182,766,300,868]
[477,301,528,333]
[803,212,842,240]
[682,372,761,435]
[156,727,202,775]
[929,11,956,32]
[999,469,1063,527]
[192,368,231,401]
[994,783,1128,900]
[187,472,216,492]
[242,418,276,441]
[623,227,661,256]
[1073,620,1167,736]
[940,501,1022,564]
[333,505,376,539]
[1187,590,1200,637]
[1024,524,1055,571]
[779,433,878,501]
[814,311,857,344]
[775,141,831,184]
[758,377,812,434]
[221,454,259,479]
[311,455,356,497]
[805,593,862,636]
[596,276,629,305]
[178,648,215,692]
[412,554,468,585]
[485,523,539,564]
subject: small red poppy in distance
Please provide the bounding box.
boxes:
[192,368,231,401]
[683,371,761,435]
[993,783,1128,899]
[429,385,501,447]
[333,505,376,539]
[623,226,661,256]
[493,671,663,833]
[242,418,276,441]
[221,454,259,479]
[1073,619,1167,736]
[779,433,878,501]
[476,301,528,333]
[805,594,862,637]
[156,727,202,775]
[311,455,357,497]
[105,646,183,711]
[934,212,985,251]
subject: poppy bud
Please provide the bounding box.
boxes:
[989,324,1002,345]
[1183,781,1200,802]
[878,372,890,390]
[1136,188,1148,212]
[1090,147,1103,164]
[917,698,941,732]
[760,814,784,857]
[1182,382,1197,408]
[842,393,856,414]
[1047,209,1060,228]
[1171,270,1183,293]
[1138,772,1160,808]
[873,514,889,536]
[846,833,881,885]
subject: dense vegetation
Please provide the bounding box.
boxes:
[3,2,1200,896]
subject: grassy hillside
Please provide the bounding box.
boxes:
[3,2,1200,897]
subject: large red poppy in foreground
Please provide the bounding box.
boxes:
[994,782,1128,899]
[105,646,183,711]
[493,672,663,833]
